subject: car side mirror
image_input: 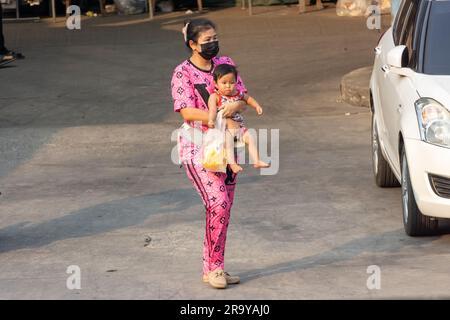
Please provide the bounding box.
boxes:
[386,45,414,77]
[387,45,409,69]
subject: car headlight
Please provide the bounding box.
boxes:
[415,98,450,148]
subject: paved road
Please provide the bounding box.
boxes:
[1,6,450,299]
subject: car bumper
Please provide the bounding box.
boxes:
[405,138,450,218]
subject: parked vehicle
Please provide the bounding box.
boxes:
[370,0,450,236]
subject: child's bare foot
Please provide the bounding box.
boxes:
[254,160,270,169]
[229,163,243,173]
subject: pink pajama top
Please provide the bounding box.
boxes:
[171,56,247,163]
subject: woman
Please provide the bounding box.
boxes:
[171,18,247,289]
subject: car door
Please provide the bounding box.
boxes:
[380,0,419,170]
[376,0,411,166]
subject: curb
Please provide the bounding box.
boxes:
[340,66,372,108]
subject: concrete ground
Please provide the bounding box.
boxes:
[1,5,450,300]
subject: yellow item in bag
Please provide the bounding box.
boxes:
[202,109,227,173]
[202,143,226,172]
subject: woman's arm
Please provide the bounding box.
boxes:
[207,94,218,128]
[172,66,209,124]
[180,107,210,125]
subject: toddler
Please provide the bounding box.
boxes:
[208,63,270,173]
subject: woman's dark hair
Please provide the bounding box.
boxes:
[213,64,238,82]
[183,19,216,49]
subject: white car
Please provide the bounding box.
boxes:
[370,0,450,236]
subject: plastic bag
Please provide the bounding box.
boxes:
[381,0,392,13]
[157,0,174,12]
[176,122,203,165]
[202,110,227,173]
[336,0,371,17]
[113,0,146,15]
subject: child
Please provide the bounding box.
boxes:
[208,64,270,174]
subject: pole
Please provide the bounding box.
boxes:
[52,0,56,22]
[148,0,153,19]
[316,0,323,10]
[65,0,70,16]
[298,0,305,13]
[99,0,105,15]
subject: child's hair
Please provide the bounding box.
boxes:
[183,19,217,49]
[213,64,238,82]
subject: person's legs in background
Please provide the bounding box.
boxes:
[0,2,10,55]
[0,4,24,61]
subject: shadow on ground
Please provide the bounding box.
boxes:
[239,226,450,283]
[0,174,260,253]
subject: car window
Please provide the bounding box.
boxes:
[393,0,411,45]
[423,1,450,75]
[402,1,418,66]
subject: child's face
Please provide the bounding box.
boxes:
[216,73,236,96]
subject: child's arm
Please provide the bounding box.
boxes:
[242,94,263,115]
[208,93,218,128]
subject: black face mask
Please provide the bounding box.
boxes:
[199,41,219,60]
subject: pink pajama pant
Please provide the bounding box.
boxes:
[183,159,237,276]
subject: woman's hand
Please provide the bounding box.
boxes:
[221,100,247,118]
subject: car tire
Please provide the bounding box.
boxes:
[401,146,438,236]
[371,112,400,188]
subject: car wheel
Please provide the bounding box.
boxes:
[371,112,400,187]
[401,146,438,236]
